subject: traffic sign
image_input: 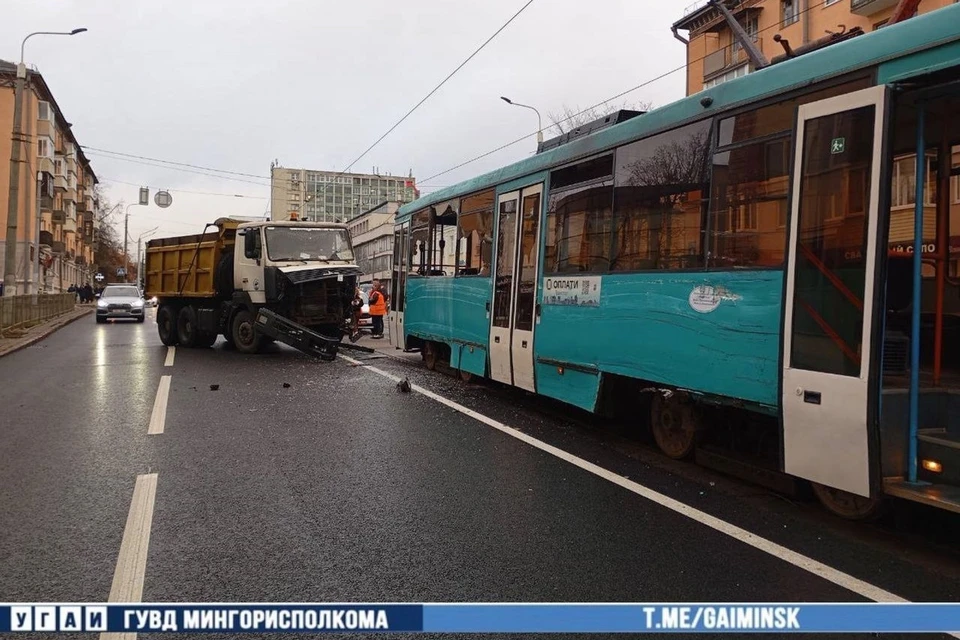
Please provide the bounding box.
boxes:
[94,273,105,282]
[116,267,127,277]
[155,190,173,208]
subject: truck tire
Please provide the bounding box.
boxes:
[177,305,199,347]
[157,305,179,346]
[231,309,262,354]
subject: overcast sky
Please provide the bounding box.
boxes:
[4,0,687,244]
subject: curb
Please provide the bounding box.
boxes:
[0,308,94,358]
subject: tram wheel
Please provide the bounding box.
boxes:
[811,482,884,521]
[423,341,439,371]
[650,392,700,460]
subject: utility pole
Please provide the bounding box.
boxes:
[124,208,130,283]
[3,63,27,295]
[3,28,87,296]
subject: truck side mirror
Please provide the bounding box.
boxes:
[243,230,260,260]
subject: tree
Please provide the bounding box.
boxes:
[546,99,654,137]
[93,185,136,284]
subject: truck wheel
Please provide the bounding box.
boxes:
[177,305,199,347]
[231,309,262,354]
[157,306,179,346]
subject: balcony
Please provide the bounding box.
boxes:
[84,193,95,211]
[851,0,898,15]
[54,173,67,191]
[39,230,53,247]
[64,216,78,234]
[51,241,65,255]
[65,155,77,174]
[37,118,55,138]
[52,209,66,225]
[64,185,77,203]
[39,157,55,175]
[703,38,760,81]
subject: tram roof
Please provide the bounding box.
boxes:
[397,3,960,223]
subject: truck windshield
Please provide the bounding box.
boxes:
[264,227,354,262]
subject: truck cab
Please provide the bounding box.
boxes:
[146,218,361,353]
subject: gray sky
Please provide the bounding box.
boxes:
[4,0,686,244]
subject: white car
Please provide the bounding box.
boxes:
[357,290,372,329]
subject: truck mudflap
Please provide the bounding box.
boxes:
[254,308,373,361]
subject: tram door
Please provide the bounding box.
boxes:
[489,184,542,392]
[388,223,408,350]
[781,86,887,498]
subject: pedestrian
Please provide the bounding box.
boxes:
[83,283,94,304]
[368,279,386,339]
[68,284,77,302]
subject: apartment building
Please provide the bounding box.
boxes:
[672,0,957,96]
[270,165,418,223]
[0,59,99,294]
[348,201,400,295]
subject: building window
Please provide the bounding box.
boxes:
[38,101,52,121]
[824,0,841,5]
[545,155,615,274]
[704,64,749,89]
[611,120,711,271]
[782,0,798,25]
[891,154,936,209]
[456,189,495,276]
[37,137,54,158]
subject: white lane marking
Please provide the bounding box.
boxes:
[164,346,175,367]
[101,473,158,640]
[341,356,916,607]
[148,376,171,436]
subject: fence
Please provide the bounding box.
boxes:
[0,293,76,336]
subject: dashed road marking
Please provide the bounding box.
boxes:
[101,473,158,640]
[148,376,171,435]
[340,355,928,611]
[164,347,175,367]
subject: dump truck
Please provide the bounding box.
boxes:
[144,217,367,357]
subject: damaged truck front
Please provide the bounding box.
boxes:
[145,218,363,356]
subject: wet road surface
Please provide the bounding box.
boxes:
[1,313,958,639]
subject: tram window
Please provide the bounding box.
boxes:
[708,135,790,268]
[718,78,872,146]
[409,225,429,275]
[544,181,614,274]
[456,189,495,276]
[611,120,711,271]
[430,201,458,277]
[551,154,613,190]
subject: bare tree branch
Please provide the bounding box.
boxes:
[546,99,653,136]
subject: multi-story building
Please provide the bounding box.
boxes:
[347,201,400,295]
[0,59,98,294]
[270,165,418,223]
[672,0,956,96]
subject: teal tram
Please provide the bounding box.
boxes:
[388,5,960,519]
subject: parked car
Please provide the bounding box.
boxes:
[96,284,146,323]
[357,290,372,329]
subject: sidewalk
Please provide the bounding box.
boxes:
[0,304,94,358]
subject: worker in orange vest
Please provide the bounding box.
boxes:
[368,279,387,338]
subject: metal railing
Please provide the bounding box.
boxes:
[0,293,76,336]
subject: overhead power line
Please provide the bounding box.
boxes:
[82,146,270,180]
[99,175,268,199]
[335,0,535,178]
[421,0,831,183]
[84,150,271,187]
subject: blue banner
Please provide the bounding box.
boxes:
[0,603,958,633]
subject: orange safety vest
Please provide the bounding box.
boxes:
[369,289,387,315]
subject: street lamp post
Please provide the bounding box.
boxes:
[500,96,543,145]
[3,28,87,296]
[136,226,159,288]
[124,202,144,283]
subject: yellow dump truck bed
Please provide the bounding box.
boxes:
[144,218,241,299]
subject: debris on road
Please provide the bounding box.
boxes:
[282,382,291,388]
[210,384,220,391]
[397,377,411,393]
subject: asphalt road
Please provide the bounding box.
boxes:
[1,313,958,639]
